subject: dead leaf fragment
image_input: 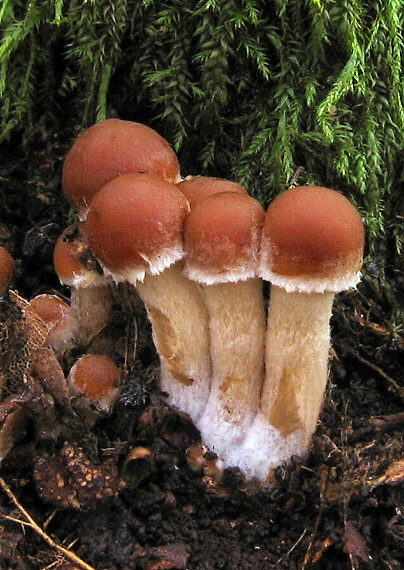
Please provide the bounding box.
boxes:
[0,405,27,462]
[367,459,404,488]
[370,413,404,431]
[344,521,372,565]
[383,459,404,485]
[135,543,190,570]
[30,346,71,408]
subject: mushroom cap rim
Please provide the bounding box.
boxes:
[184,264,257,285]
[259,266,362,293]
[99,245,185,285]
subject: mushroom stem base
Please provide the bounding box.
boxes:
[226,286,335,481]
[197,279,265,463]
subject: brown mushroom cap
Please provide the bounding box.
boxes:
[260,186,365,292]
[27,294,76,350]
[53,223,104,288]
[28,294,71,328]
[184,191,265,284]
[67,354,120,412]
[0,246,14,293]
[85,172,190,283]
[177,176,247,209]
[62,119,181,218]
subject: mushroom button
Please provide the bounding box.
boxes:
[26,294,76,356]
[67,354,121,413]
[53,222,112,348]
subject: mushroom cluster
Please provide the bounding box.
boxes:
[54,118,365,482]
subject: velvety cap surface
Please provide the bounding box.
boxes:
[184,192,265,284]
[68,354,120,402]
[260,186,365,292]
[177,176,247,208]
[62,119,181,217]
[27,294,76,349]
[28,294,71,327]
[85,172,189,282]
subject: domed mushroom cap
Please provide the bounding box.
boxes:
[62,119,181,218]
[184,192,265,284]
[0,246,14,294]
[85,172,190,283]
[177,176,247,209]
[53,223,104,288]
[67,354,120,413]
[27,294,76,351]
[260,186,365,293]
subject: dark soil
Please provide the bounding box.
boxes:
[0,131,403,570]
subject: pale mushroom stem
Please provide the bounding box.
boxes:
[231,286,335,481]
[196,278,266,462]
[70,283,112,347]
[260,285,335,448]
[135,262,212,422]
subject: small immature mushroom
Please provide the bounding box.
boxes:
[26,294,77,356]
[62,118,181,219]
[238,185,365,481]
[53,222,112,347]
[67,353,121,413]
[177,176,247,208]
[0,246,14,296]
[85,172,212,421]
[184,191,266,465]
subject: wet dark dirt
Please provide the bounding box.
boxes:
[0,133,403,570]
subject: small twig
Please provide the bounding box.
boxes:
[120,282,139,378]
[286,166,305,187]
[277,528,307,564]
[0,512,32,527]
[300,467,330,569]
[124,314,138,378]
[43,508,59,531]
[334,341,404,402]
[356,353,402,395]
[42,560,64,570]
[0,477,97,570]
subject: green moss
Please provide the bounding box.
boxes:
[1,0,403,267]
